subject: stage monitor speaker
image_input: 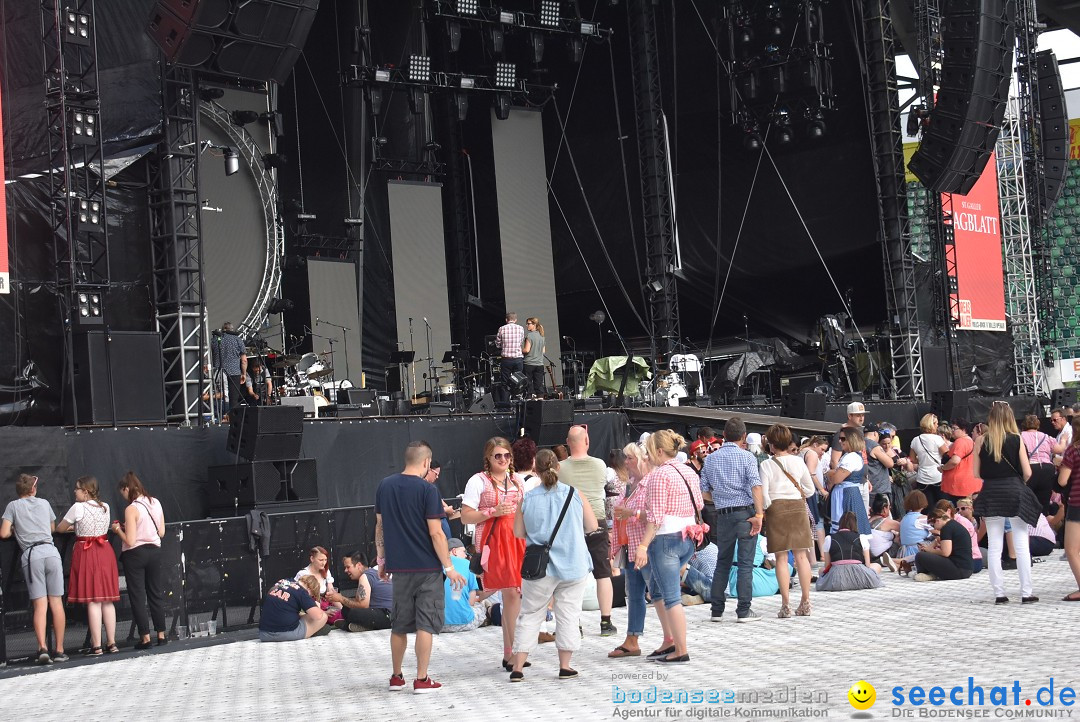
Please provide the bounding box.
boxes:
[469,393,494,414]
[65,331,167,426]
[1037,50,1069,214]
[1051,388,1078,409]
[339,388,376,406]
[230,405,303,434]
[522,400,574,446]
[147,0,319,84]
[206,458,317,515]
[227,405,304,461]
[908,0,1016,194]
[931,391,970,422]
[781,392,826,421]
[429,402,453,416]
[922,345,951,395]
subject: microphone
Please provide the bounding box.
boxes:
[423,317,429,324]
[315,317,320,326]
[562,336,572,341]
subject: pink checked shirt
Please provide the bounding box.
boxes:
[644,459,704,530]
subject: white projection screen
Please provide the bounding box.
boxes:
[387,180,452,393]
[306,259,362,386]
[491,107,562,384]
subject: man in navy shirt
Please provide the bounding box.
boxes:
[258,576,327,642]
[376,440,465,694]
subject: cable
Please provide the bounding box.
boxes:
[293,66,304,209]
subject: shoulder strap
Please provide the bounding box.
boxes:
[670,464,704,525]
[770,457,804,494]
[545,486,577,547]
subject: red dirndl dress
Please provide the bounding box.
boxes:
[472,473,525,590]
[70,536,120,603]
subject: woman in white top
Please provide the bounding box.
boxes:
[111,472,166,649]
[296,546,342,623]
[799,435,830,561]
[761,425,816,618]
[909,413,951,510]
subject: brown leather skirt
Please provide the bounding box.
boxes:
[764,498,814,553]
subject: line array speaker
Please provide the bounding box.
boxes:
[1037,50,1068,215]
[522,400,574,447]
[909,0,1016,194]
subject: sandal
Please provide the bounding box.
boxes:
[1062,591,1080,602]
[646,645,676,660]
[85,646,103,656]
[608,645,641,658]
[104,643,120,654]
[795,600,812,617]
[777,605,792,619]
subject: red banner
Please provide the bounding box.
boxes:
[943,153,1006,332]
[0,75,8,294]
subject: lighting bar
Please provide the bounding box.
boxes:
[540,0,559,27]
[69,109,98,146]
[456,0,478,14]
[409,54,431,82]
[64,10,91,46]
[494,61,516,88]
[77,197,103,232]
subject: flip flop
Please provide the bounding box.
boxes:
[608,645,641,658]
[1063,592,1080,602]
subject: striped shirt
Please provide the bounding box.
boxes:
[645,459,704,529]
[699,443,762,509]
[496,323,524,358]
[620,478,651,553]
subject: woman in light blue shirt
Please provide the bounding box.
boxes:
[510,449,598,681]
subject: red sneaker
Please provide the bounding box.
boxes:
[388,673,406,691]
[413,676,442,694]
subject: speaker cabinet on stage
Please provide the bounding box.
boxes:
[227,405,304,460]
[469,393,494,414]
[65,331,167,426]
[147,0,319,84]
[781,392,826,421]
[922,346,951,395]
[908,0,1016,194]
[1051,388,1078,409]
[1037,50,1069,214]
[523,400,574,446]
[932,391,970,423]
[206,459,317,516]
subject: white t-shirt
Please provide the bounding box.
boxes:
[461,472,526,510]
[295,568,334,594]
[760,456,815,507]
[1058,424,1074,448]
[62,500,111,537]
[911,434,947,485]
[838,451,864,475]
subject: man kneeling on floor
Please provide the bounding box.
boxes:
[258,575,328,642]
[441,538,487,632]
[325,551,393,632]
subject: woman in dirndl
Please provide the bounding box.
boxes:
[56,476,120,655]
[825,427,872,538]
[760,424,816,617]
[816,512,884,591]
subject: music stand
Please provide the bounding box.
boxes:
[390,351,416,399]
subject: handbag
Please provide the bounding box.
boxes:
[520,486,576,581]
[769,457,815,533]
[672,465,710,551]
[470,515,495,576]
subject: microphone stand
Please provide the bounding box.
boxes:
[318,318,352,384]
[563,336,579,396]
[423,318,435,400]
[608,328,634,408]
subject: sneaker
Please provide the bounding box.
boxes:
[599,620,617,637]
[913,573,937,583]
[51,651,69,663]
[333,619,348,630]
[509,671,525,682]
[558,667,580,679]
[736,611,761,623]
[313,624,331,637]
[347,623,367,633]
[881,552,898,573]
[1022,596,1039,604]
[36,649,53,665]
[537,631,556,644]
[413,677,442,694]
[388,674,406,692]
[681,594,704,606]
[710,614,724,622]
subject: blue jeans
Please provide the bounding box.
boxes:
[683,566,713,602]
[647,533,695,610]
[711,511,758,617]
[623,564,649,636]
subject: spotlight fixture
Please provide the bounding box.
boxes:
[283,255,307,270]
[459,76,476,89]
[499,10,516,24]
[374,68,391,82]
[198,87,225,101]
[579,21,597,35]
[906,105,926,137]
[806,109,827,138]
[229,109,260,126]
[456,0,478,14]
[409,54,431,82]
[76,197,103,232]
[64,10,91,46]
[223,147,239,176]
[68,109,98,145]
[424,141,442,153]
[343,217,364,227]
[773,108,793,145]
[540,0,559,27]
[494,61,516,88]
[646,280,663,293]
[260,110,284,137]
[494,92,511,120]
[75,287,103,323]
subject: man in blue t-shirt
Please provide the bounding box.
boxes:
[375,440,465,694]
[441,538,484,633]
[258,577,327,642]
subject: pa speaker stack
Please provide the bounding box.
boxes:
[522,400,574,446]
[147,0,320,84]
[1037,50,1068,216]
[909,0,1016,194]
[781,392,826,422]
[1051,388,1078,409]
[931,391,971,423]
[208,405,317,516]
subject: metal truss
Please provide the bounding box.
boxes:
[997,97,1045,395]
[627,0,679,365]
[913,0,942,112]
[860,0,924,400]
[147,66,210,425]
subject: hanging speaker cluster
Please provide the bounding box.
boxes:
[1036,50,1068,216]
[147,0,320,84]
[909,0,1016,194]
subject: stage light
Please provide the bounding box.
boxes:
[456,0,478,14]
[260,111,284,137]
[580,21,597,35]
[69,109,98,145]
[806,109,826,138]
[540,0,559,27]
[77,197,103,232]
[530,31,545,63]
[199,87,225,102]
[459,76,476,89]
[500,11,516,24]
[494,92,511,120]
[283,255,307,270]
[223,147,239,176]
[409,54,431,82]
[76,288,102,320]
[647,280,663,293]
[424,141,442,153]
[374,68,391,82]
[65,10,90,46]
[262,153,288,170]
[495,61,516,88]
[229,110,260,126]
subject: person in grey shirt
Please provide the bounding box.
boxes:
[557,424,617,636]
[1,474,68,664]
[522,317,547,397]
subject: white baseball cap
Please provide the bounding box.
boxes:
[846,402,866,415]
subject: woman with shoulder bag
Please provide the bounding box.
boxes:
[1021,415,1056,514]
[112,472,167,649]
[909,413,951,510]
[760,424,816,618]
[508,449,596,681]
[460,437,527,671]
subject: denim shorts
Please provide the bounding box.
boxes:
[259,619,306,642]
[647,532,695,609]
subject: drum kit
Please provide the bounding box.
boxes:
[265,350,349,408]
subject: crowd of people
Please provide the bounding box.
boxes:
[5,399,1080,688]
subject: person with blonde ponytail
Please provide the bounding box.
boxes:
[57,476,120,654]
[973,401,1040,603]
[522,317,547,397]
[460,437,526,670]
[509,449,597,681]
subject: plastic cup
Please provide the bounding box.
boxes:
[177,625,188,640]
[207,620,218,635]
[199,622,208,636]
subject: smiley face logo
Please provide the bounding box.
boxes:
[848,680,876,711]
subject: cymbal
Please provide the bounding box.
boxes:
[306,367,334,379]
[269,354,302,368]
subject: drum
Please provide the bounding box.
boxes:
[295,352,322,376]
[669,354,702,373]
[439,383,457,396]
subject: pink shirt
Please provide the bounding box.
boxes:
[121,496,164,552]
[1021,430,1055,465]
[954,514,982,561]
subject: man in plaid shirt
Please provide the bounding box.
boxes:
[496,312,525,396]
[699,417,764,623]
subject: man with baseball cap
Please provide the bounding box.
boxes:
[831,402,867,471]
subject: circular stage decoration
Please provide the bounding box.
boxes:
[197,100,283,335]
